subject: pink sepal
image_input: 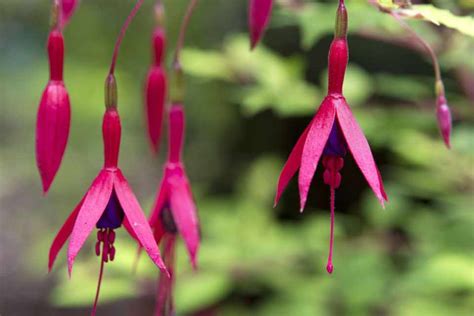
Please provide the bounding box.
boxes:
[274,117,314,207]
[249,0,273,49]
[67,170,114,275]
[168,168,199,269]
[114,170,168,276]
[336,99,387,206]
[298,97,336,211]
[36,81,71,193]
[48,197,83,272]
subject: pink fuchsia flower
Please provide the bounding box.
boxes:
[144,18,167,154]
[274,1,387,274]
[248,0,273,49]
[59,0,80,28]
[435,81,452,148]
[48,75,168,314]
[36,26,71,193]
[142,104,199,315]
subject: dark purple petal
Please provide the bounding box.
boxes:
[96,191,124,229]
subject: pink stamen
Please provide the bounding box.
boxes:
[91,228,117,315]
[327,186,335,274]
[322,156,344,274]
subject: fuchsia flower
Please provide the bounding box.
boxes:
[36,16,71,193]
[274,1,388,274]
[146,104,199,315]
[59,0,80,28]
[145,4,167,154]
[435,81,452,148]
[48,76,168,314]
[248,0,273,49]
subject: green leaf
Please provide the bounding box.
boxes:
[400,5,474,37]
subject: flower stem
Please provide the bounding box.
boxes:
[173,0,200,68]
[108,0,145,76]
[390,13,442,85]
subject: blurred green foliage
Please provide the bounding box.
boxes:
[1,0,473,315]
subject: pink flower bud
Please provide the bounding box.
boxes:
[436,98,452,149]
[36,81,71,193]
[248,0,273,49]
[145,28,167,154]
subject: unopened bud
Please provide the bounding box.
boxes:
[105,74,118,109]
[436,100,452,149]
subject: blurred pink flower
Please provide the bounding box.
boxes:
[248,0,273,49]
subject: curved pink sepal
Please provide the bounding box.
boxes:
[298,98,336,211]
[336,100,388,206]
[36,82,71,193]
[114,170,168,276]
[274,118,314,207]
[48,197,83,272]
[169,174,199,269]
[67,170,114,275]
[249,0,273,49]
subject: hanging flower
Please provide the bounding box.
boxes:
[435,81,452,148]
[145,3,167,154]
[59,0,80,28]
[36,2,71,194]
[48,75,168,314]
[274,1,388,274]
[135,104,199,316]
[248,0,273,49]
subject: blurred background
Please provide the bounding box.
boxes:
[1,0,473,315]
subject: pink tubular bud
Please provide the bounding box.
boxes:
[152,28,166,66]
[248,0,273,49]
[436,97,452,149]
[168,104,185,163]
[327,39,348,95]
[102,108,121,168]
[36,81,71,193]
[145,66,167,154]
[47,30,64,81]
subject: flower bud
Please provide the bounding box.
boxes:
[248,0,273,49]
[36,81,71,193]
[436,97,452,149]
[60,0,80,28]
[145,67,167,154]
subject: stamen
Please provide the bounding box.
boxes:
[327,187,335,274]
[322,156,344,274]
[92,228,117,315]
